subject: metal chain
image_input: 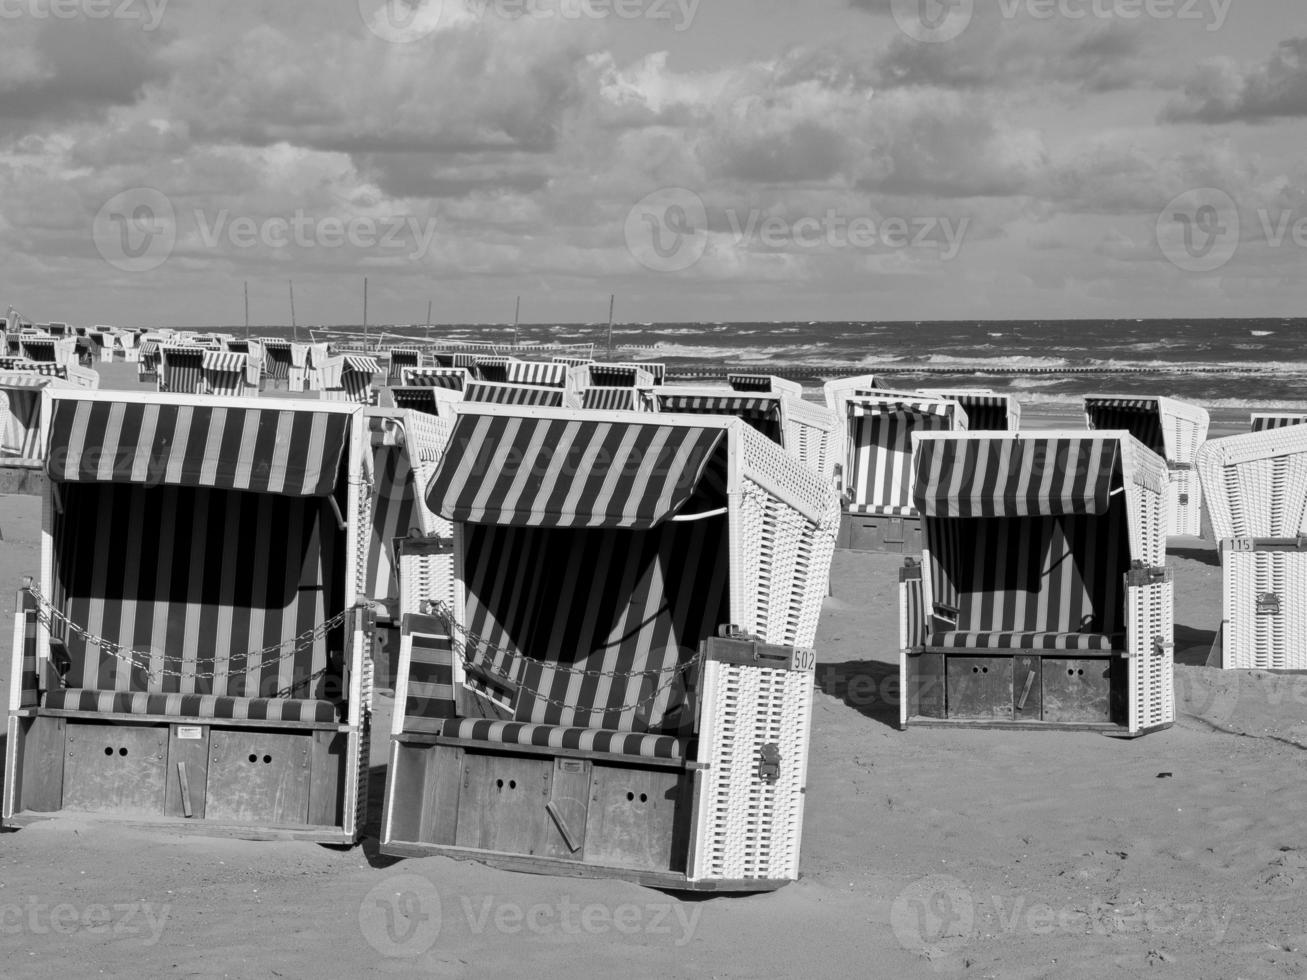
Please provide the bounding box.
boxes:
[426,602,701,713]
[27,585,352,690]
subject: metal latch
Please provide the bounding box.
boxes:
[1256,592,1281,616]
[1178,493,1189,505]
[758,743,781,784]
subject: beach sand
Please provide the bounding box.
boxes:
[0,370,1303,978]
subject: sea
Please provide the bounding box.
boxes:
[217,316,1307,425]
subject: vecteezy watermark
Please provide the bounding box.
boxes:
[1158,187,1307,273]
[625,187,969,273]
[359,876,702,956]
[0,898,171,945]
[0,0,168,29]
[358,0,699,43]
[891,874,976,959]
[889,0,1230,43]
[91,187,439,272]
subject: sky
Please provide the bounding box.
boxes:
[3,0,1307,327]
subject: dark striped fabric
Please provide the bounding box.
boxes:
[201,350,248,374]
[51,481,347,705]
[1,375,50,458]
[1084,398,1165,456]
[581,387,654,412]
[19,589,39,707]
[160,346,207,394]
[429,414,726,529]
[439,719,690,760]
[42,689,343,722]
[389,387,444,416]
[367,416,423,604]
[400,615,457,733]
[588,364,652,387]
[1251,414,1307,432]
[900,566,925,649]
[473,356,512,382]
[656,394,783,445]
[506,361,569,387]
[933,393,1011,432]
[463,381,567,407]
[20,339,58,362]
[846,401,955,514]
[48,399,350,496]
[433,352,479,369]
[726,373,775,392]
[401,367,466,390]
[553,356,594,368]
[461,516,729,733]
[924,510,1128,647]
[913,437,1121,517]
[386,348,423,385]
[262,341,294,381]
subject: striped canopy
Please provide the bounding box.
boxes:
[464,382,567,407]
[581,387,654,412]
[48,399,351,496]
[1251,414,1307,432]
[343,355,381,374]
[1084,396,1164,456]
[727,373,774,392]
[402,367,466,390]
[588,364,653,387]
[657,393,782,444]
[914,436,1122,517]
[202,350,249,374]
[427,413,726,529]
[506,361,569,388]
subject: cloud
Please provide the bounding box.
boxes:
[1162,38,1307,123]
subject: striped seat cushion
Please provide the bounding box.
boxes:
[439,718,692,761]
[43,688,343,722]
[927,630,1119,651]
[401,619,458,733]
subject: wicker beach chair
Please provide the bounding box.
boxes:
[1250,413,1307,432]
[829,385,969,553]
[462,380,580,408]
[919,389,1021,432]
[3,390,374,841]
[899,431,1174,736]
[320,355,382,405]
[200,350,260,397]
[727,373,804,398]
[1196,425,1307,670]
[157,345,209,394]
[379,403,840,890]
[400,366,469,392]
[386,347,424,386]
[580,386,658,412]
[1084,395,1209,538]
[260,338,295,388]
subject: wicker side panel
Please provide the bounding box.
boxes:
[1197,433,1307,540]
[350,613,372,842]
[1222,549,1307,670]
[399,548,455,619]
[690,660,813,884]
[1168,468,1202,538]
[1127,574,1174,732]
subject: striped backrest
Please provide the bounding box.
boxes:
[461,516,729,734]
[389,387,445,416]
[366,416,427,605]
[473,356,513,382]
[263,341,294,380]
[464,381,568,407]
[400,614,457,733]
[925,505,1128,637]
[160,346,207,394]
[922,392,1014,432]
[201,350,254,397]
[506,361,569,388]
[18,589,40,707]
[581,387,656,413]
[386,349,423,385]
[588,364,655,388]
[401,367,466,390]
[52,482,347,701]
[21,339,56,362]
[553,356,594,368]
[846,402,957,513]
[1251,413,1307,432]
[657,393,783,445]
[1085,398,1165,457]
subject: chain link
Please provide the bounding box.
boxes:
[425,601,702,714]
[27,585,352,695]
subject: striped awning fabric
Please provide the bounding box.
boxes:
[343,355,381,374]
[588,364,652,387]
[390,387,443,415]
[1084,397,1164,457]
[582,387,647,412]
[403,367,466,389]
[1252,414,1307,432]
[47,399,351,496]
[427,414,726,529]
[727,373,774,392]
[850,396,954,418]
[138,340,160,358]
[1085,397,1159,412]
[506,361,569,387]
[464,382,567,407]
[201,350,248,374]
[0,371,58,389]
[914,436,1122,517]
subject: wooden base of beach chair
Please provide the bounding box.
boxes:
[0,461,45,496]
[837,511,921,554]
[3,712,366,843]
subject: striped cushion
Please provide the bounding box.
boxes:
[1252,414,1307,432]
[43,688,343,722]
[439,718,691,761]
[401,620,458,733]
[463,382,566,407]
[52,482,346,702]
[927,630,1118,651]
[462,517,728,734]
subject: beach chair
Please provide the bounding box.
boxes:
[158,345,208,394]
[137,339,162,383]
[1084,395,1209,538]
[261,339,295,388]
[379,403,840,890]
[505,360,583,395]
[386,348,424,386]
[727,373,804,398]
[1250,413,1307,432]
[320,355,382,405]
[587,364,657,388]
[201,350,260,397]
[432,352,480,370]
[0,372,77,495]
[3,390,373,841]
[1197,425,1307,670]
[830,386,969,553]
[919,389,1021,432]
[899,431,1174,736]
[401,366,469,392]
[20,337,76,367]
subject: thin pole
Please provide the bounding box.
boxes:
[244,281,249,336]
[289,280,297,341]
[513,295,520,348]
[426,300,432,342]
[606,294,615,358]
[362,277,368,348]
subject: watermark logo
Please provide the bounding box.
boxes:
[0,898,170,945]
[891,0,974,43]
[996,0,1231,31]
[358,0,444,42]
[891,874,975,958]
[625,187,709,273]
[359,875,443,958]
[92,187,176,274]
[1156,187,1240,273]
[0,0,169,30]
[1172,666,1243,729]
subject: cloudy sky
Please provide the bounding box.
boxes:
[3,0,1306,327]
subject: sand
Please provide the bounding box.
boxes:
[1,369,1305,979]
